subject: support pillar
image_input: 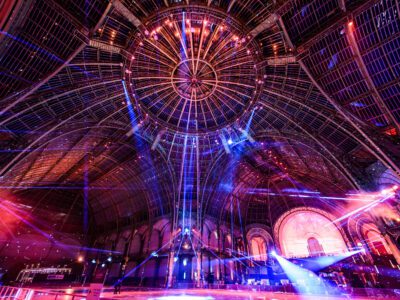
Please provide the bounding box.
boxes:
[166,251,175,288]
[217,225,223,282]
[196,251,201,287]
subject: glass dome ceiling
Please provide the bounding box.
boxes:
[0,0,399,230]
[127,8,263,133]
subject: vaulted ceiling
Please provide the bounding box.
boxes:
[1,0,399,234]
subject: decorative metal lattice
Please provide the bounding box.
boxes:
[127,10,263,133]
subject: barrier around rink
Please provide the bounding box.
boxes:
[0,285,86,300]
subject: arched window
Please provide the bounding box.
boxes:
[224,234,232,251]
[209,231,218,250]
[247,228,272,261]
[307,237,324,257]
[277,210,348,258]
[250,236,267,261]
[365,230,391,255]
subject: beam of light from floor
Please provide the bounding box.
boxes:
[281,188,320,194]
[19,239,122,254]
[180,135,189,232]
[181,12,187,60]
[0,200,54,242]
[238,109,255,143]
[0,31,104,89]
[218,110,257,196]
[0,31,102,79]
[228,251,264,267]
[0,218,16,239]
[123,80,164,214]
[295,250,363,272]
[331,192,396,224]
[118,233,179,284]
[356,235,394,249]
[230,196,234,254]
[273,253,333,295]
[172,231,185,276]
[187,233,198,259]
[244,189,376,202]
[188,138,195,230]
[235,197,246,257]
[229,253,256,269]
[122,80,139,131]
[1,198,64,236]
[0,185,145,190]
[0,31,64,63]
[0,129,66,134]
[0,71,34,87]
[83,153,89,240]
[219,133,231,154]
[293,194,373,202]
[192,234,241,280]
[218,132,236,195]
[249,185,399,205]
[0,199,121,255]
[244,109,255,134]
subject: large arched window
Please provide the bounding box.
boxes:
[277,209,348,258]
[247,228,272,261]
[365,229,391,255]
[250,236,268,261]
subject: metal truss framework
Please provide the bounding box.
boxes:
[0,0,399,237]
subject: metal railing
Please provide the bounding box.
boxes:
[1,284,399,299]
[172,283,400,298]
[0,286,86,300]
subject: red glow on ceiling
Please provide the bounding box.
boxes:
[384,127,397,136]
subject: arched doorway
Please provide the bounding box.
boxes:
[249,236,268,261]
[246,227,272,262]
[363,227,392,256]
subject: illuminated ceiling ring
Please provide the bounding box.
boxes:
[127,8,264,134]
[171,58,218,102]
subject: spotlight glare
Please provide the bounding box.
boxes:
[227,138,233,145]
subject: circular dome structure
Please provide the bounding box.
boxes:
[127,8,263,134]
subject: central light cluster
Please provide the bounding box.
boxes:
[128,9,263,134]
[172,58,217,102]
